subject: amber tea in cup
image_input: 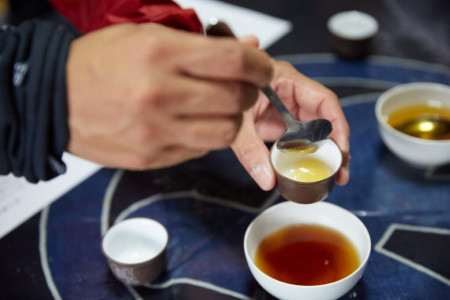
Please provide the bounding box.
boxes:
[279,156,333,183]
[254,224,359,286]
[386,104,450,140]
[271,139,342,204]
[375,82,450,168]
[244,201,371,300]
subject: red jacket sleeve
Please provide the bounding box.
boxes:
[47,0,203,34]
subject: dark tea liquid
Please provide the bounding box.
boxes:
[254,224,360,286]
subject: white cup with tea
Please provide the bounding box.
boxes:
[244,201,371,300]
[375,82,450,168]
[271,139,342,204]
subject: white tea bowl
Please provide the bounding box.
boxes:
[375,82,450,168]
[244,201,371,300]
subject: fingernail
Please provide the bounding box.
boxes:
[251,164,275,191]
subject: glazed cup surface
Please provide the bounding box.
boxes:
[101,217,169,286]
[244,201,371,300]
[271,139,342,204]
[375,82,450,168]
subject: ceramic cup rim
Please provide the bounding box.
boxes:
[327,10,379,41]
[101,217,169,267]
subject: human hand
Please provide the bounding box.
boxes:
[231,58,350,190]
[65,23,272,169]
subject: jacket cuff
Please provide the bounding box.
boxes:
[0,20,75,182]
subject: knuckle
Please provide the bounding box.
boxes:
[129,81,166,112]
[117,121,160,153]
[139,34,169,63]
[144,84,166,108]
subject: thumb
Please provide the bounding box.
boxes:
[231,111,276,191]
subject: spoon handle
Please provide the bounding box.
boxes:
[205,19,299,128]
[259,86,300,128]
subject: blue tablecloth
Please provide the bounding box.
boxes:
[1,54,449,299]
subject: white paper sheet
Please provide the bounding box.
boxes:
[0,0,291,240]
[176,0,292,49]
[0,154,100,239]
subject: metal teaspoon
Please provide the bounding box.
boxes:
[205,19,333,152]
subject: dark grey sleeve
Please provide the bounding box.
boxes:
[0,20,75,183]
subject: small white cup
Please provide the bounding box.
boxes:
[244,201,371,300]
[327,10,379,59]
[101,218,169,286]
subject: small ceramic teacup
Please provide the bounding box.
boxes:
[271,139,342,204]
[327,10,379,59]
[244,201,371,300]
[101,218,169,286]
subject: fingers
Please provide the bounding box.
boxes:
[67,23,274,172]
[327,106,350,186]
[132,23,273,86]
[170,115,243,150]
[177,36,273,86]
[132,146,209,170]
[330,122,350,186]
[149,74,259,115]
[133,74,256,150]
[336,152,350,186]
[231,111,276,191]
[326,100,350,186]
[272,61,351,184]
[238,35,260,48]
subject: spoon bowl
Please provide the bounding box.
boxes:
[258,86,333,151]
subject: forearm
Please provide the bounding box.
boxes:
[0,20,74,182]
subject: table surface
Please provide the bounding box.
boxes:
[1,1,450,299]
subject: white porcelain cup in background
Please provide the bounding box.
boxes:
[375,82,450,168]
[101,218,169,286]
[327,10,379,59]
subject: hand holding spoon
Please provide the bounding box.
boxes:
[205,19,333,152]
